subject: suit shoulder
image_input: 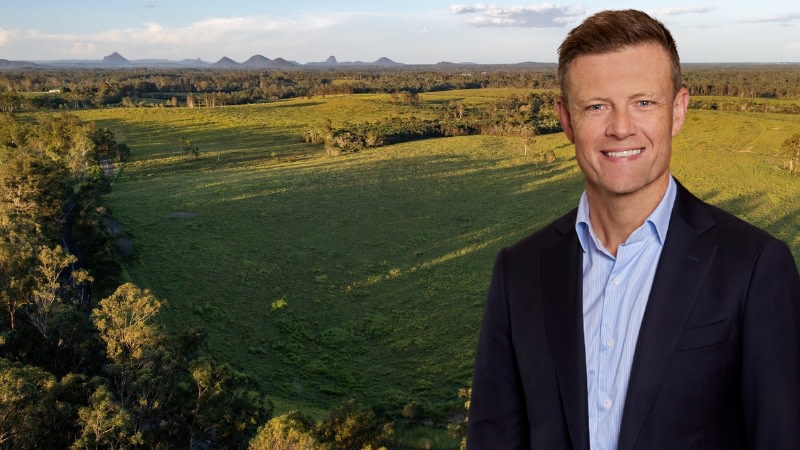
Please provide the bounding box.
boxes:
[682,202,798,291]
[675,183,784,251]
[704,201,782,248]
[503,208,578,262]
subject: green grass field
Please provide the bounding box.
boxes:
[53,90,799,443]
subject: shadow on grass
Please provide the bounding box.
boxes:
[272,101,326,108]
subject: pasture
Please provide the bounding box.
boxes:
[65,89,799,434]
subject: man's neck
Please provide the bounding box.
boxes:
[586,177,669,256]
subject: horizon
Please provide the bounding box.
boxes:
[12,50,800,67]
[2,1,799,65]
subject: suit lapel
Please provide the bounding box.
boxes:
[617,183,718,450]
[542,211,590,450]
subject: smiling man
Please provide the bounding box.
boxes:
[467,9,800,450]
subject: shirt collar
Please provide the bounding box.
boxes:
[576,175,677,253]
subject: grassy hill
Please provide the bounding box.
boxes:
[54,90,799,442]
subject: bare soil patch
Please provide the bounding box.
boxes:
[169,211,198,219]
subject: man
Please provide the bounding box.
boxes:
[467,9,800,450]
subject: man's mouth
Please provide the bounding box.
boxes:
[603,148,644,158]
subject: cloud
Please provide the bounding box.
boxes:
[739,13,800,25]
[450,3,584,27]
[450,4,490,14]
[0,27,10,46]
[648,6,716,16]
[27,13,349,54]
[67,42,98,56]
[0,12,353,60]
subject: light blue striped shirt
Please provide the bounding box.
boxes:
[575,176,677,450]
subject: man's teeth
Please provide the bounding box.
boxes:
[605,149,643,158]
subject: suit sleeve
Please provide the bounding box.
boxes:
[467,250,530,449]
[742,239,800,449]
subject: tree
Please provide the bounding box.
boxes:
[179,136,199,159]
[189,357,233,446]
[72,383,141,449]
[0,358,62,448]
[65,127,96,178]
[28,245,91,337]
[88,126,129,162]
[92,283,163,363]
[0,222,37,331]
[0,147,68,238]
[316,399,393,450]
[782,132,800,173]
[188,358,274,448]
[91,283,186,444]
[0,89,22,114]
[249,411,319,450]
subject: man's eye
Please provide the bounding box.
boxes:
[638,101,653,107]
[589,104,603,110]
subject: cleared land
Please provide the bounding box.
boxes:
[63,89,799,428]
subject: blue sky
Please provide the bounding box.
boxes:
[1,1,799,63]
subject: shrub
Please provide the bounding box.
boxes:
[317,399,394,450]
[249,411,320,450]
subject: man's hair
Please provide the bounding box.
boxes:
[557,9,681,102]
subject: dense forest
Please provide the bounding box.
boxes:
[1,64,800,111]
[1,65,798,449]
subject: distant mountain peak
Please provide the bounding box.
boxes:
[325,55,337,65]
[267,57,300,69]
[212,56,240,68]
[103,52,130,66]
[242,54,272,67]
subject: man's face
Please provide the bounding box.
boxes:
[556,43,689,200]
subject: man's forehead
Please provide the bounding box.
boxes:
[564,44,673,95]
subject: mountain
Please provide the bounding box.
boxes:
[334,57,403,67]
[0,51,559,71]
[241,54,272,68]
[374,57,401,67]
[102,52,130,67]
[211,56,240,68]
[0,59,38,69]
[306,55,338,67]
[179,58,209,67]
[266,57,300,69]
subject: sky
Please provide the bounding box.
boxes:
[1,1,799,64]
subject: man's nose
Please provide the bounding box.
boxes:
[607,108,635,138]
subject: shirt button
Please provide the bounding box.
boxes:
[606,338,615,349]
[603,399,613,410]
[613,277,622,286]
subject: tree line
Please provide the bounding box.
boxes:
[306,92,562,156]
[1,65,798,111]
[0,68,558,110]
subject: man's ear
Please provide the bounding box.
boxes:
[672,88,689,137]
[556,97,575,143]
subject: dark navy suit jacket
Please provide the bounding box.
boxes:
[467,182,800,449]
